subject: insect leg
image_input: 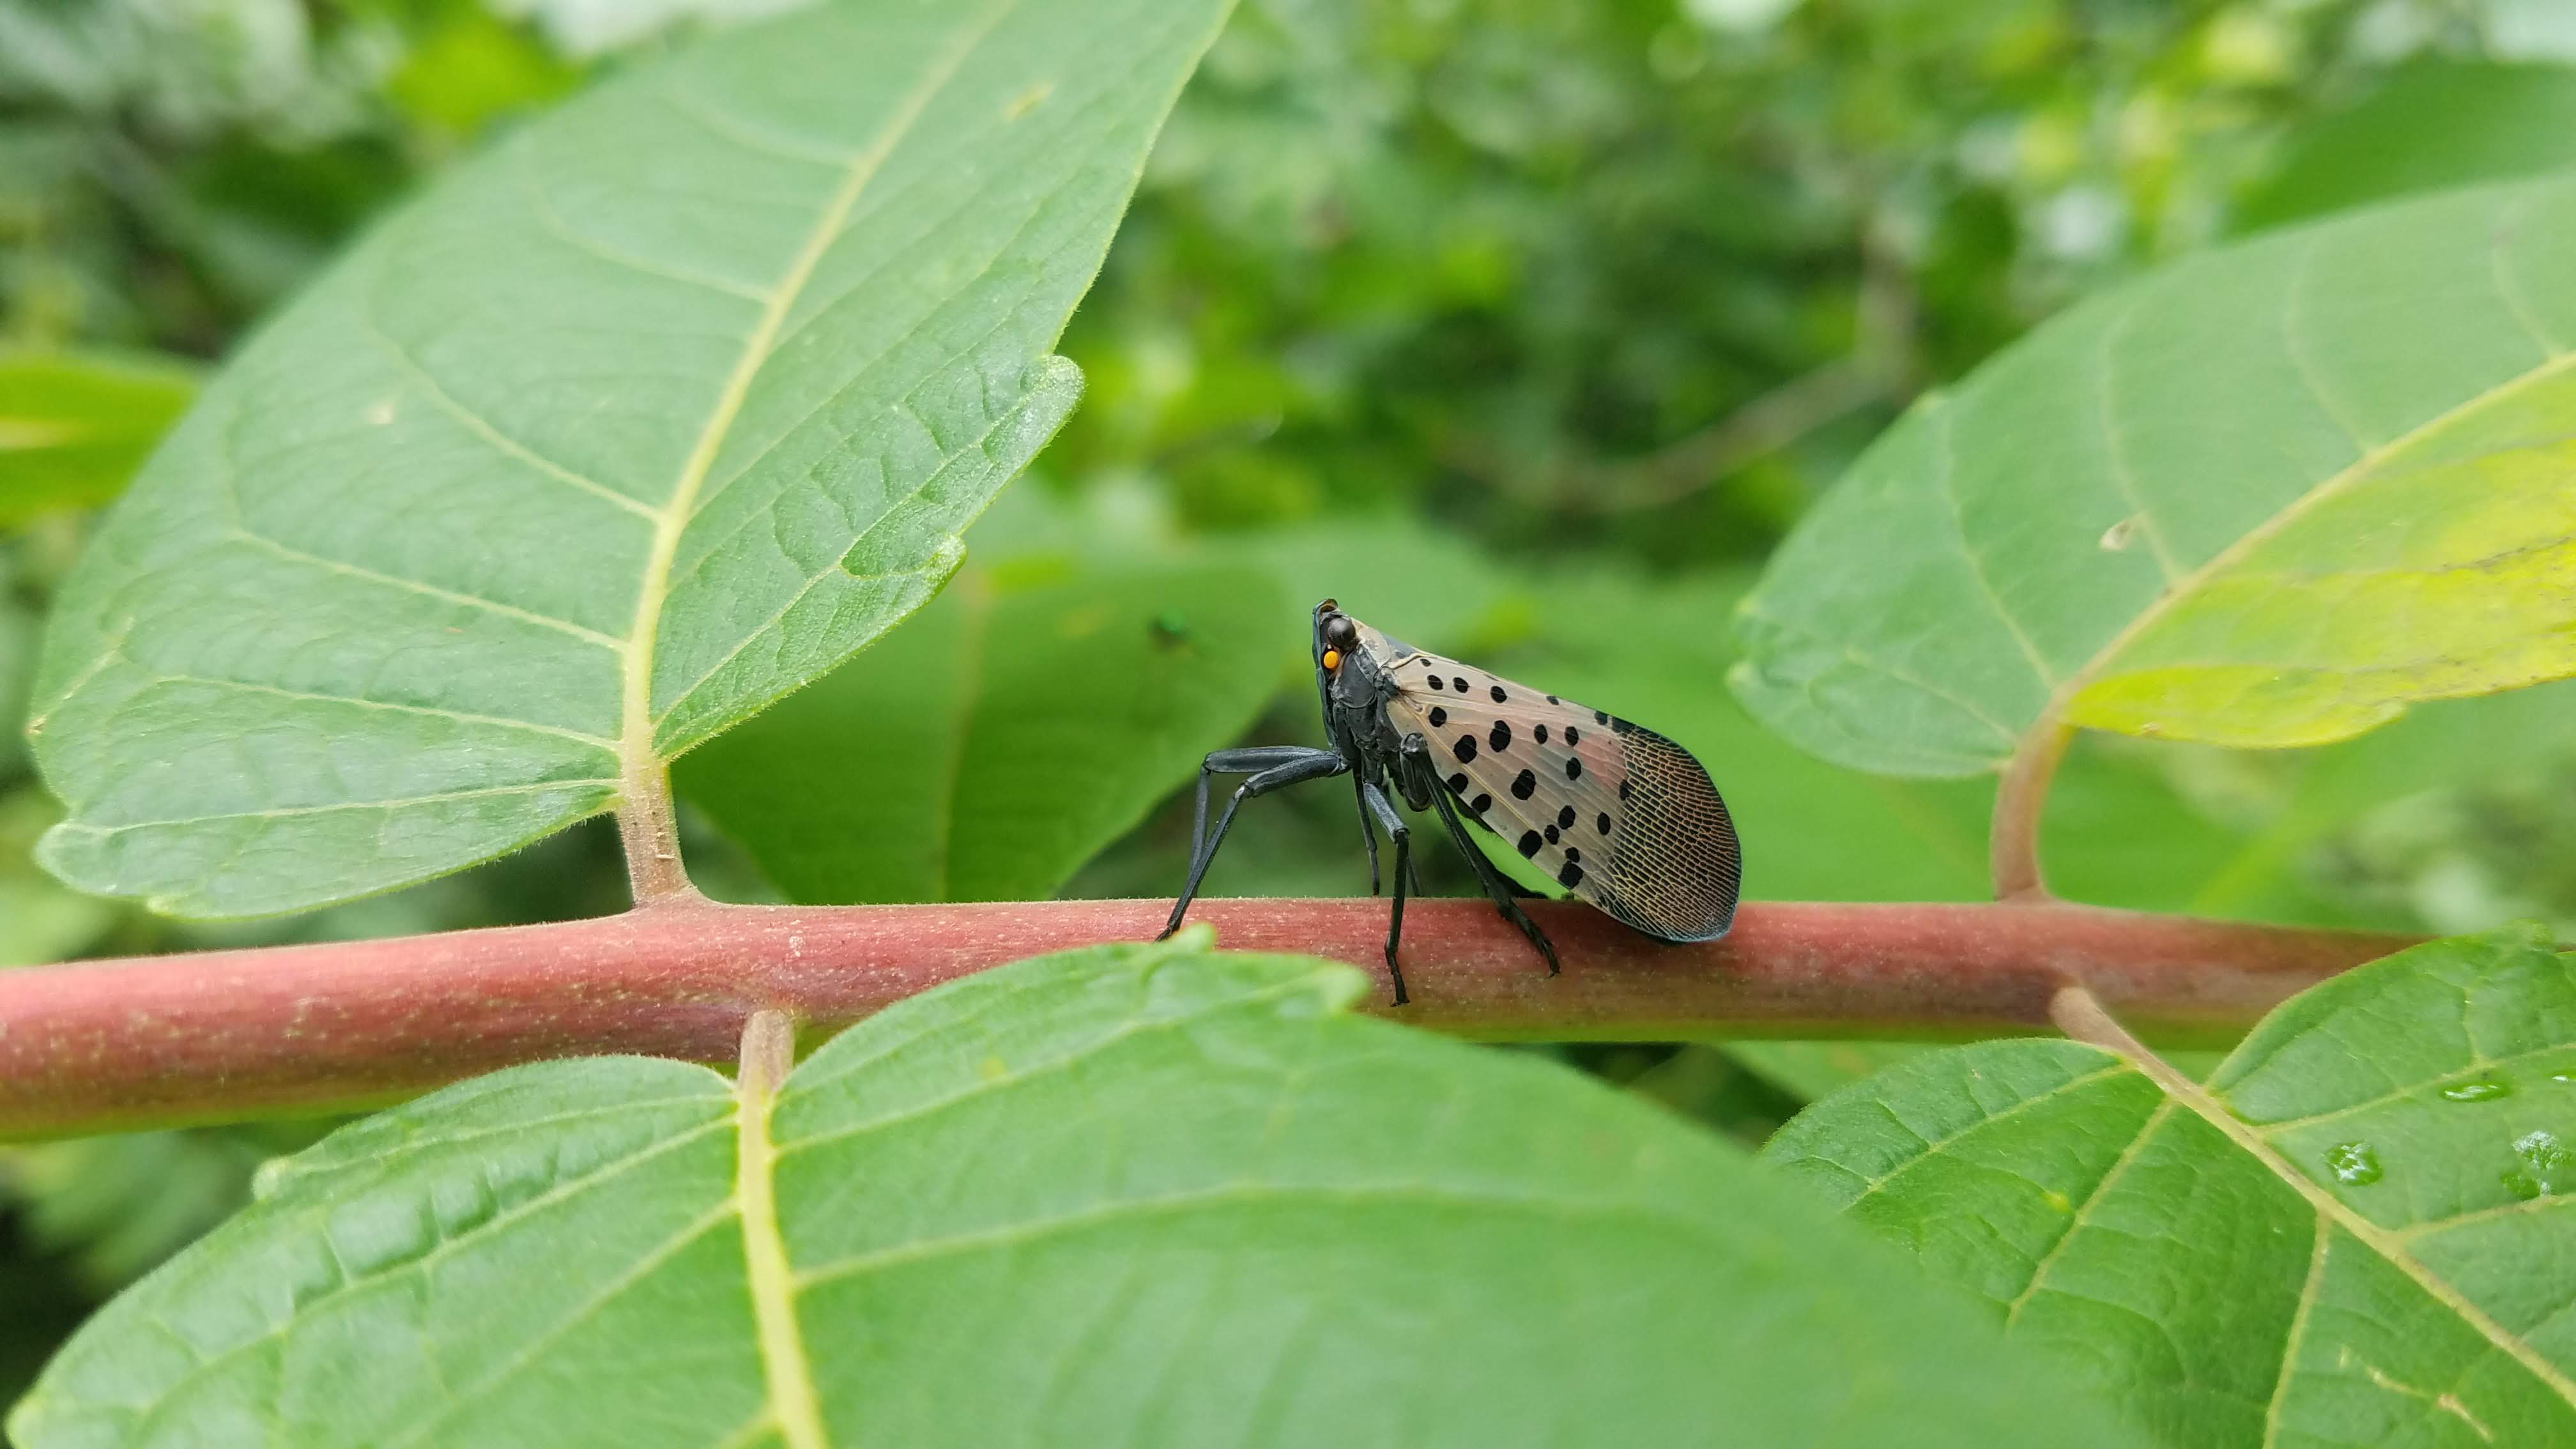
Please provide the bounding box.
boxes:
[1352,774,1382,896]
[1358,780,1411,1006]
[1160,747,1349,940]
[1427,785,1563,977]
[1181,746,1341,875]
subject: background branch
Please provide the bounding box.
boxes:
[0,897,2414,1137]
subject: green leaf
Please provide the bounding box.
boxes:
[26,0,1238,916]
[1733,176,2576,776]
[675,559,1289,902]
[0,350,197,528]
[1764,926,2576,1447]
[10,936,2145,1448]
[2241,61,2576,234]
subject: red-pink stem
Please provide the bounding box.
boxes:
[0,897,2414,1137]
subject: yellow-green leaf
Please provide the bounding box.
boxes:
[1734,177,2576,776]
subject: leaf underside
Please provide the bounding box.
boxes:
[8,938,2145,1448]
[1733,176,2576,778]
[26,0,1237,916]
[1765,926,2576,1448]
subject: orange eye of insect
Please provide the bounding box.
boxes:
[1321,648,1342,671]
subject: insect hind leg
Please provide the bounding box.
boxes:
[1351,773,1382,896]
[1428,784,1562,977]
[1358,779,1413,1006]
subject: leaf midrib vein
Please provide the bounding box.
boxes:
[738,1061,827,1449]
[615,1,1014,796]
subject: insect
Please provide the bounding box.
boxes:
[1158,599,1742,1004]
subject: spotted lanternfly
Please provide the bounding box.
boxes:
[1159,598,1742,1005]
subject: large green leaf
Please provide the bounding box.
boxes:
[675,558,1289,902]
[10,936,2145,1447]
[1733,176,2576,777]
[26,0,1237,916]
[0,350,197,528]
[2240,61,2576,233]
[1765,926,2576,1447]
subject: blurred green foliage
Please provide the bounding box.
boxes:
[7,0,2576,1404]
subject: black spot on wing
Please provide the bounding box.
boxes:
[1471,793,1492,814]
[1427,675,1445,691]
[1533,723,1549,745]
[1597,812,1612,835]
[1557,860,1584,888]
[1453,734,1478,763]
[1511,769,1537,800]
[1428,706,1447,726]
[1452,677,1469,693]
[1565,756,1583,781]
[1544,824,1560,845]
[1447,772,1469,793]
[1565,726,1581,746]
[1516,831,1542,858]
[1488,720,1512,752]
[1556,804,1575,829]
[1489,684,1508,703]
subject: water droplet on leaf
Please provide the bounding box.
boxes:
[2441,1077,2511,1102]
[2324,1142,2382,1185]
[2513,1129,2572,1195]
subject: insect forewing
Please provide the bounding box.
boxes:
[1356,622,1741,941]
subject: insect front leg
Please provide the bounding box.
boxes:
[1428,783,1563,977]
[1160,746,1349,940]
[1358,778,1413,1006]
[1179,746,1341,875]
